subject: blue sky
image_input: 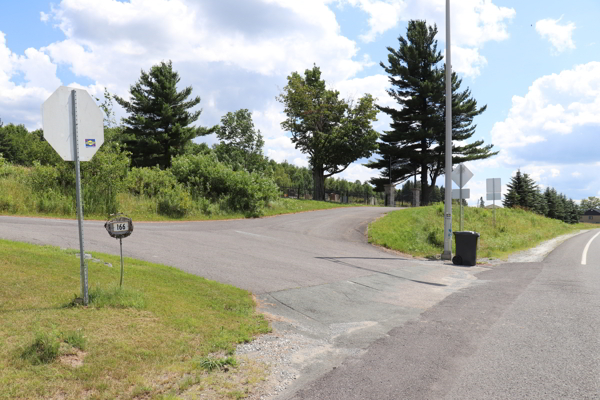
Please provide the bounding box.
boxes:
[1,0,599,205]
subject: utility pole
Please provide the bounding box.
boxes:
[442,0,453,261]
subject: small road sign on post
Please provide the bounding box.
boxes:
[486,178,501,227]
[451,164,473,231]
[42,86,104,305]
[105,214,134,288]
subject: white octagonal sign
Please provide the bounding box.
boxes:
[42,86,104,162]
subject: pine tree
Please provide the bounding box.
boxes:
[503,170,522,208]
[115,60,213,169]
[366,20,496,205]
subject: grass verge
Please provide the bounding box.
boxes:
[369,203,597,260]
[0,239,270,399]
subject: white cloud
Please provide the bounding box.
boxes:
[40,12,50,22]
[491,62,600,166]
[536,16,576,55]
[490,62,600,200]
[338,163,377,184]
[0,32,62,129]
[343,0,515,77]
[448,46,487,78]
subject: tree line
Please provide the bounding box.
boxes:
[502,170,581,224]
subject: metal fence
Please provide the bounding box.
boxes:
[279,187,382,205]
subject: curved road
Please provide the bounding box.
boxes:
[3,211,596,399]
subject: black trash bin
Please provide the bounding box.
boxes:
[452,231,480,266]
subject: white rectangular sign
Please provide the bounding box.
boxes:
[486,178,501,193]
[487,193,502,201]
[113,222,129,232]
[452,189,470,199]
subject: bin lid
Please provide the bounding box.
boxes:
[453,231,480,237]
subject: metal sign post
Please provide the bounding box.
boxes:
[42,86,104,306]
[452,164,473,232]
[71,90,88,305]
[486,178,501,228]
[442,0,453,261]
[105,214,134,288]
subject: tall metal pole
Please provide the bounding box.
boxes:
[459,166,463,231]
[442,0,453,260]
[493,179,497,228]
[72,90,88,305]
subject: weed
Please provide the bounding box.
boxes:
[195,356,238,372]
[21,330,61,365]
[63,329,87,350]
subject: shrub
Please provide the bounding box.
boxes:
[125,166,179,198]
[0,193,16,212]
[80,143,130,215]
[171,154,279,217]
[28,162,60,192]
[157,184,194,218]
[35,190,74,215]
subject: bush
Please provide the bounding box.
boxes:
[35,190,74,215]
[157,184,194,218]
[80,143,130,215]
[28,162,60,192]
[171,154,279,217]
[125,166,179,198]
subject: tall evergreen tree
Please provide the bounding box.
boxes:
[115,60,213,169]
[366,20,497,205]
[503,170,522,208]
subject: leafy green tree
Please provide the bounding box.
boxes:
[366,20,496,205]
[115,60,214,169]
[214,109,267,173]
[0,124,60,166]
[580,196,600,211]
[278,65,379,201]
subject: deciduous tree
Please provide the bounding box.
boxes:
[278,65,379,201]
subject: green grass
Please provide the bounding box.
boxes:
[0,239,270,399]
[369,203,597,260]
[0,172,366,221]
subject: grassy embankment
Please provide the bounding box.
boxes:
[369,203,597,260]
[0,162,362,221]
[0,240,271,400]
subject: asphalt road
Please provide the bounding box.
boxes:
[2,210,597,399]
[287,228,600,400]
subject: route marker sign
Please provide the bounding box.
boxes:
[105,214,134,288]
[42,86,104,306]
[452,164,473,188]
[451,164,473,231]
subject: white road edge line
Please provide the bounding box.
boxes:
[581,231,600,265]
